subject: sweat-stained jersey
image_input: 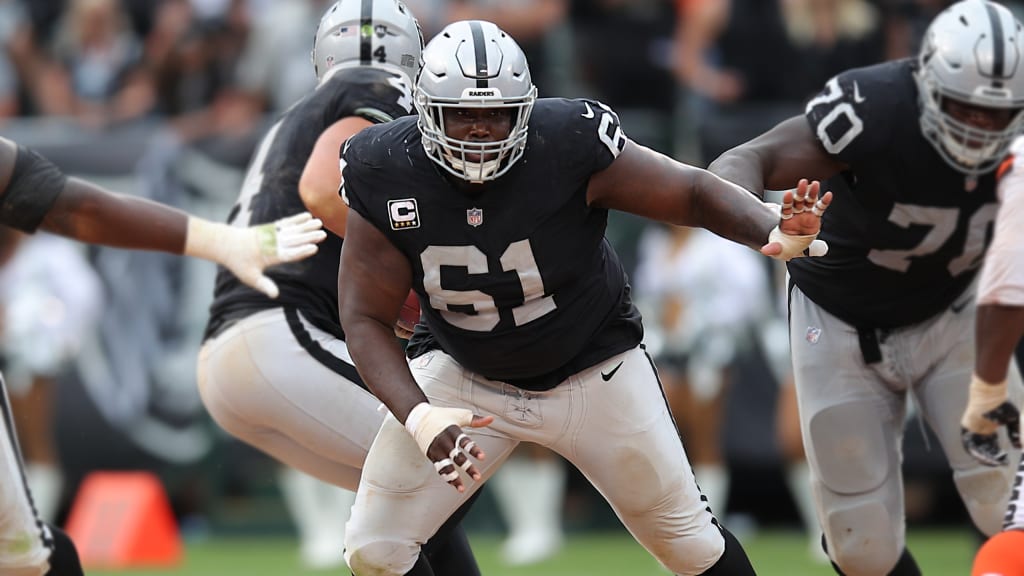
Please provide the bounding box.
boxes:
[342,98,644,390]
[789,58,999,330]
[205,66,414,340]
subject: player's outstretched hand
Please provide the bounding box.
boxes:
[961,375,1022,466]
[761,179,833,261]
[405,402,494,492]
[188,211,327,299]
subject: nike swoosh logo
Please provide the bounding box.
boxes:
[853,81,866,104]
[581,102,595,119]
[601,361,624,381]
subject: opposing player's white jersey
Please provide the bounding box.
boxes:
[0,375,53,576]
[979,137,1024,307]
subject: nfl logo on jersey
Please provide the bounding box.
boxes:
[466,207,483,227]
[805,326,822,345]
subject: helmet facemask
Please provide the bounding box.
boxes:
[416,86,536,182]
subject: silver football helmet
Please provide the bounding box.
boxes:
[310,0,423,85]
[415,20,537,182]
[915,0,1024,176]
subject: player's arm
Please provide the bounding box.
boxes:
[975,304,1024,383]
[707,115,848,196]
[338,210,492,491]
[587,139,832,260]
[299,116,373,237]
[961,155,1024,465]
[0,137,326,298]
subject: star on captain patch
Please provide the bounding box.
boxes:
[466,207,483,227]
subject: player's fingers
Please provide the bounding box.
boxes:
[791,179,808,211]
[281,230,328,249]
[469,414,494,430]
[807,239,829,257]
[780,196,794,220]
[458,429,488,462]
[276,245,319,264]
[254,276,280,299]
[760,242,783,257]
[277,211,314,227]
[433,457,463,490]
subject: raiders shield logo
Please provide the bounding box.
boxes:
[466,207,483,227]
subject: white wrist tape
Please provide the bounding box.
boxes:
[404,402,475,455]
[962,374,1009,434]
[767,225,824,261]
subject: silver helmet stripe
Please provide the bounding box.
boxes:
[360,0,373,64]
[470,20,488,88]
[984,1,1006,83]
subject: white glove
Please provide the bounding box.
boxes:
[185,212,326,298]
[404,401,475,456]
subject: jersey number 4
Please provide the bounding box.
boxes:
[420,239,557,332]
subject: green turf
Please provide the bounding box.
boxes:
[87,527,977,575]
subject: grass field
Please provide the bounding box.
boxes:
[87,527,977,575]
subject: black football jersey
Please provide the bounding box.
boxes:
[342,98,643,390]
[205,67,414,339]
[789,59,999,329]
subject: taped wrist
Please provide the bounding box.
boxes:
[2,145,68,232]
[962,374,1009,433]
[768,225,818,261]
[404,402,473,455]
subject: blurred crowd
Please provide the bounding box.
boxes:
[0,0,1013,567]
[0,0,989,145]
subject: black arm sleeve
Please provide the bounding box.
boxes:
[0,145,67,233]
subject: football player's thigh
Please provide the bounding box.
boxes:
[789,289,907,551]
[0,376,51,576]
[347,411,518,558]
[557,348,719,553]
[198,309,380,488]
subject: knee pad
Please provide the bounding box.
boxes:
[809,404,902,576]
[344,539,420,576]
[825,502,901,576]
[808,403,891,494]
[956,465,1014,536]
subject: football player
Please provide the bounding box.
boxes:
[337,19,831,576]
[964,136,1024,576]
[196,0,479,573]
[707,1,1024,575]
[0,134,325,576]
